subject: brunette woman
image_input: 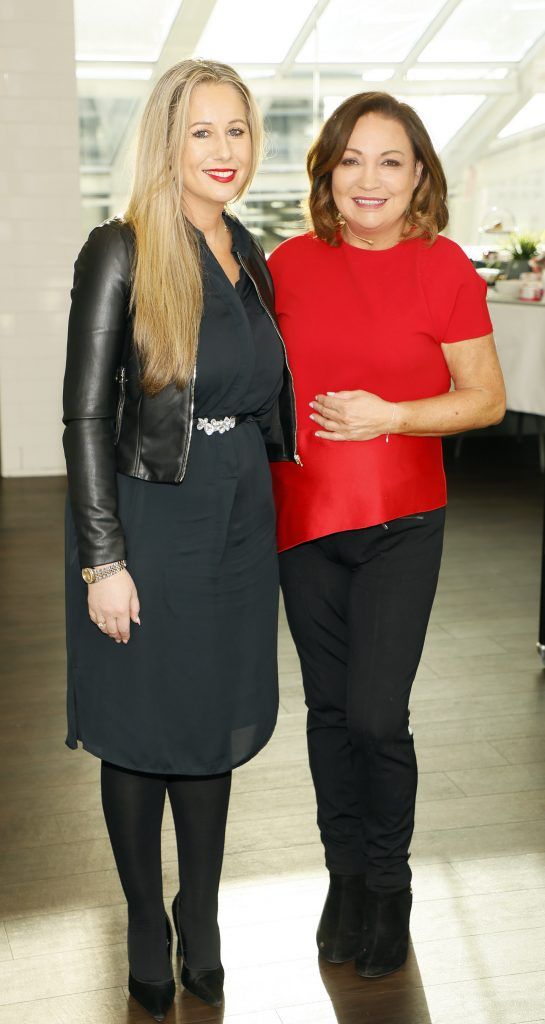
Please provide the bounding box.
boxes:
[63,59,297,1019]
[268,92,505,979]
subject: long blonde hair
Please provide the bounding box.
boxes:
[125,60,263,395]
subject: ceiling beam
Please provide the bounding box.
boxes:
[398,0,462,75]
[277,0,332,75]
[242,75,513,99]
[256,0,332,122]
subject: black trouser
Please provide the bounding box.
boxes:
[279,508,445,893]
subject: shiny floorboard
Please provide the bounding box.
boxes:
[1,451,545,1023]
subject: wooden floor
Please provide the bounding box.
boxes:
[1,444,545,1024]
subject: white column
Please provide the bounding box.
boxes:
[0,0,82,476]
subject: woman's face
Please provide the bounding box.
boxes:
[181,82,252,217]
[331,112,422,247]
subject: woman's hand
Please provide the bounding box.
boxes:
[87,568,140,644]
[310,391,395,441]
[309,335,506,442]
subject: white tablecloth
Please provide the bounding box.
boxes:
[487,296,545,417]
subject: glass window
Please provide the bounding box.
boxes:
[263,98,315,167]
[237,194,307,254]
[499,93,545,137]
[79,97,138,168]
[419,0,545,63]
[397,94,486,150]
[296,0,445,63]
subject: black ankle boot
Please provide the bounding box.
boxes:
[171,892,224,1008]
[355,886,412,978]
[128,916,176,1021]
[316,873,367,963]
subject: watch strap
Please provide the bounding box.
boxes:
[82,559,126,584]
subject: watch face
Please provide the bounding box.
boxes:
[82,568,95,584]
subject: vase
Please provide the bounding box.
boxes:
[507,258,532,279]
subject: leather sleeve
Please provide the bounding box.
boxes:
[62,222,131,568]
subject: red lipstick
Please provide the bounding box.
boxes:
[204,169,236,183]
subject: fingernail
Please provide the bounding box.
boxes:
[309,401,315,408]
[327,391,335,396]
[309,414,315,421]
[136,618,141,625]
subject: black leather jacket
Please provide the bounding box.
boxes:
[63,216,299,568]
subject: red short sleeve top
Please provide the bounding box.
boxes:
[268,233,493,552]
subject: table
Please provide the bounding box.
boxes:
[487,294,545,417]
[487,294,545,668]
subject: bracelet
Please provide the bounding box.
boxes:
[385,405,397,444]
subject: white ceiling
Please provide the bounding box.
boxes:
[73,0,545,186]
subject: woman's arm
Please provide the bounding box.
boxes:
[63,221,140,644]
[310,333,506,441]
[63,222,130,565]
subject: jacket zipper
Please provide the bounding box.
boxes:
[114,366,127,444]
[235,251,302,467]
[176,363,197,483]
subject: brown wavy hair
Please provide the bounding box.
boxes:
[306,92,448,246]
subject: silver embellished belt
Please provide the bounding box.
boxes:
[195,414,250,436]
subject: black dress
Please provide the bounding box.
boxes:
[65,252,285,775]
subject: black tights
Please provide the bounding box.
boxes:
[101,760,232,981]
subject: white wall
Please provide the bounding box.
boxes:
[448,131,545,247]
[0,0,82,476]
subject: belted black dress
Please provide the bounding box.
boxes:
[65,242,284,775]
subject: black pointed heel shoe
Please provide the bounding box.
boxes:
[180,962,224,1008]
[128,916,176,1021]
[171,892,224,1008]
[355,886,412,978]
[316,873,367,963]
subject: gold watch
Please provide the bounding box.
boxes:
[82,560,127,584]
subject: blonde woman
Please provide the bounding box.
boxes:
[63,59,298,1019]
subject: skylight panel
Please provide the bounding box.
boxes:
[398,94,486,150]
[195,0,316,63]
[498,93,545,137]
[296,0,446,63]
[321,92,483,150]
[419,0,545,63]
[74,0,182,61]
[322,93,486,151]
